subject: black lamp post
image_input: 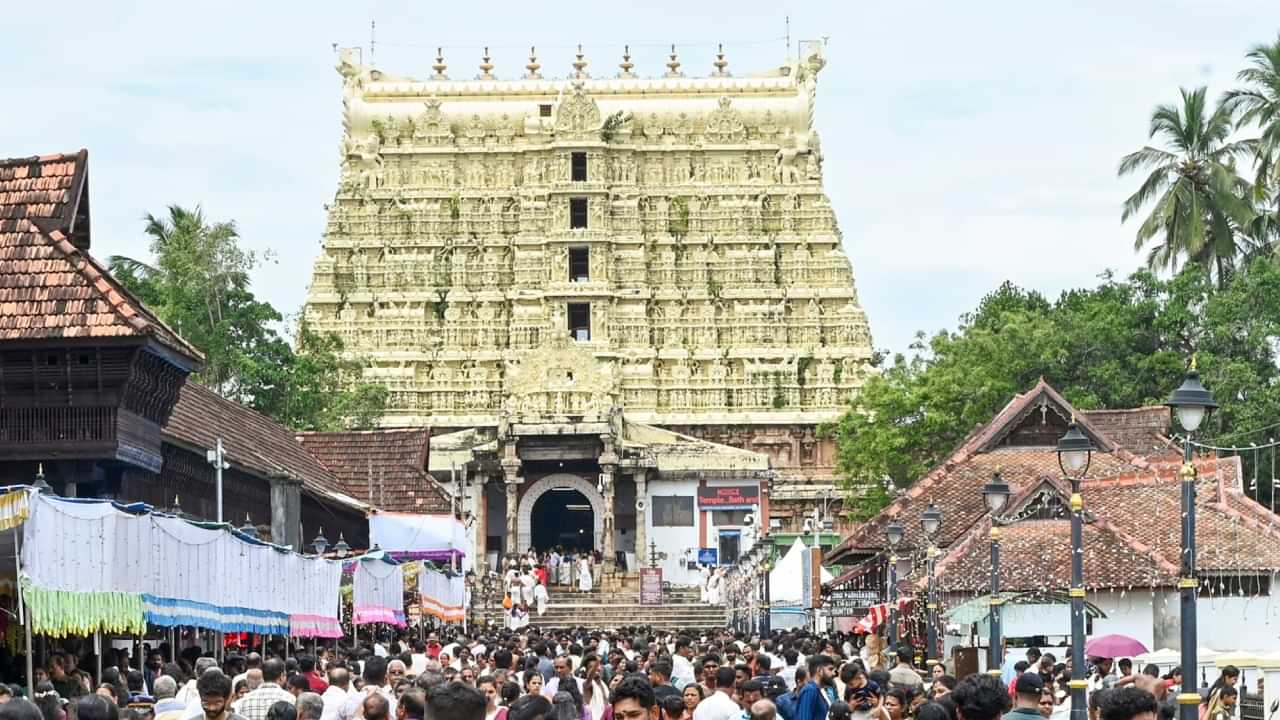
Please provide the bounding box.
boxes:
[921,503,943,667]
[884,521,904,647]
[982,472,1011,676]
[1057,420,1095,720]
[1166,363,1217,720]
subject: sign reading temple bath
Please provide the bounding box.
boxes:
[640,568,663,605]
[697,485,760,508]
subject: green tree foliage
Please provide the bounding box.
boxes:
[110,205,386,431]
[826,260,1280,519]
[1118,87,1256,285]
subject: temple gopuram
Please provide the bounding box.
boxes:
[303,42,876,581]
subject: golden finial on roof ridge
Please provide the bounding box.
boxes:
[432,47,448,80]
[572,44,589,78]
[712,43,730,76]
[665,44,683,77]
[618,45,635,78]
[525,46,542,79]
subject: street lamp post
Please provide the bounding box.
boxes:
[884,521,904,648]
[1057,420,1096,720]
[921,503,943,667]
[982,472,1011,676]
[1166,364,1217,720]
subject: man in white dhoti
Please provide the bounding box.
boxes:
[533,579,549,615]
[577,555,593,592]
[698,565,711,603]
[520,570,536,607]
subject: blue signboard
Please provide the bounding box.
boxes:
[697,547,718,565]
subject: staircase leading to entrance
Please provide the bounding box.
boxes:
[476,583,728,630]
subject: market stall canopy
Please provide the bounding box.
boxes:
[368,512,469,565]
[770,537,833,603]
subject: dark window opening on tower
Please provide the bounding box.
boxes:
[569,247,590,282]
[539,104,553,118]
[568,303,591,341]
[571,152,587,182]
[570,198,588,229]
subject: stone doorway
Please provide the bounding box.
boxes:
[516,473,605,552]
[531,487,595,552]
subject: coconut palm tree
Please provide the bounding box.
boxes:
[1222,34,1280,198]
[1119,86,1256,285]
[1221,34,1280,254]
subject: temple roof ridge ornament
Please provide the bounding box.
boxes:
[712,43,730,77]
[524,46,542,79]
[665,44,683,77]
[432,47,448,80]
[477,46,495,80]
[618,45,636,79]
[572,44,589,79]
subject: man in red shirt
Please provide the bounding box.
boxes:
[300,655,328,694]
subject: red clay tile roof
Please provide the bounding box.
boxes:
[827,379,1144,562]
[0,151,201,365]
[930,517,1179,593]
[923,455,1280,594]
[163,381,368,512]
[296,429,451,513]
[1081,407,1174,457]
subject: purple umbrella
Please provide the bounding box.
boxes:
[1085,634,1149,659]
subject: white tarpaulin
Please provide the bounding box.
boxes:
[368,512,469,565]
[353,557,406,627]
[770,537,834,604]
[21,493,342,634]
[418,567,465,623]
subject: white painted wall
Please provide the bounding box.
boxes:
[1090,590,1158,650]
[646,477,701,585]
[1196,586,1280,653]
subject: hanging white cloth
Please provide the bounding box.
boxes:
[353,558,406,626]
[418,567,464,623]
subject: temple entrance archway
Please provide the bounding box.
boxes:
[531,488,594,552]
[517,473,604,553]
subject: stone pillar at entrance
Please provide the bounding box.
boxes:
[600,464,617,570]
[502,460,522,561]
[634,471,648,570]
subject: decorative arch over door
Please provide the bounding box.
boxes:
[517,473,605,552]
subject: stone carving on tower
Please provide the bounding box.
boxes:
[306,40,874,485]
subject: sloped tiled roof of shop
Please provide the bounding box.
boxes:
[297,428,451,513]
[927,455,1280,593]
[164,381,369,512]
[827,379,1144,561]
[0,151,201,364]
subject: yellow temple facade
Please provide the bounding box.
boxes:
[304,43,875,573]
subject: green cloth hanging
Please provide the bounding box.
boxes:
[21,580,145,638]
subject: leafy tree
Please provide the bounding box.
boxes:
[826,261,1280,518]
[111,205,386,431]
[1119,87,1256,285]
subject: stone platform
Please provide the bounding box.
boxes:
[476,585,727,631]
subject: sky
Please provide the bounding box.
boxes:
[3,1,1274,357]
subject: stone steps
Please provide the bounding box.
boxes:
[477,600,726,630]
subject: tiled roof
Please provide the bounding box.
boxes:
[827,379,1143,562]
[1083,456,1280,572]
[1081,407,1174,457]
[930,517,1179,593]
[163,381,369,512]
[832,449,1144,559]
[0,151,201,364]
[296,429,451,513]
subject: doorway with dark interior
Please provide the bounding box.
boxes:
[531,487,595,552]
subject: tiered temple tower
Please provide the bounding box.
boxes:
[304,42,875,548]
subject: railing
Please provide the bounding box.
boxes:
[0,406,116,443]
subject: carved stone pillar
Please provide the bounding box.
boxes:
[599,464,616,569]
[501,460,521,561]
[634,471,649,570]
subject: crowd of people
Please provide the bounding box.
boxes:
[0,625,1251,720]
